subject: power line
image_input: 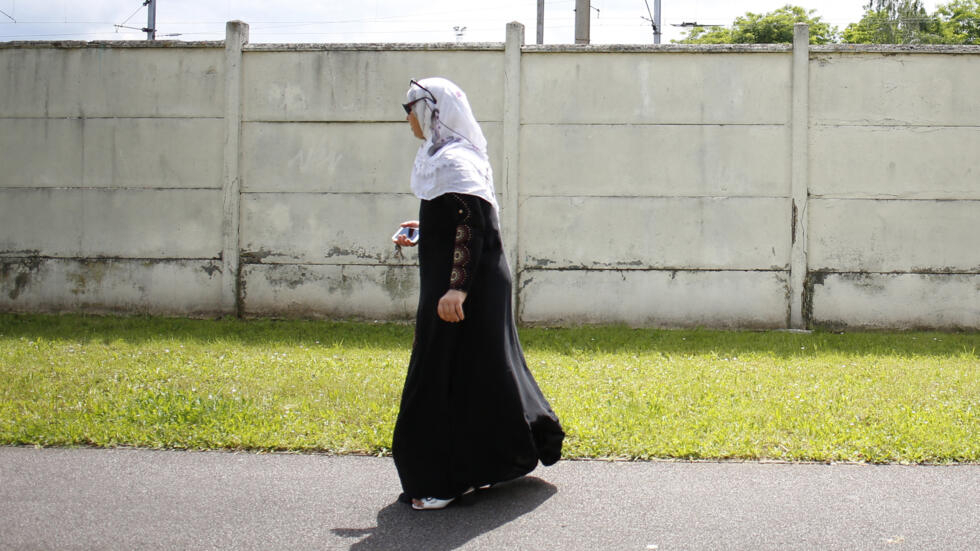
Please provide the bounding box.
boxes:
[0,31,143,39]
[5,0,569,28]
[108,1,157,40]
[641,0,661,43]
[4,1,978,43]
[6,15,973,28]
[118,3,146,27]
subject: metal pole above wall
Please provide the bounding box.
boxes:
[145,0,156,40]
[537,0,544,44]
[575,0,590,44]
[654,0,661,44]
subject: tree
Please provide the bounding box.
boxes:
[676,5,839,45]
[677,26,734,45]
[935,0,980,44]
[842,0,945,44]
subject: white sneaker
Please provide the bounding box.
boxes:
[411,496,455,510]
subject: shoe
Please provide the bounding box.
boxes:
[412,496,455,510]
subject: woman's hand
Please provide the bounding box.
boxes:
[437,290,467,322]
[393,220,420,247]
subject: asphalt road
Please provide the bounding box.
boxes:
[1,447,977,550]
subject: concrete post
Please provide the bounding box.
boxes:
[221,21,248,315]
[503,22,524,318]
[789,23,809,329]
[575,0,590,44]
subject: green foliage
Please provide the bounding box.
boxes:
[2,315,978,463]
[676,5,838,44]
[676,26,734,45]
[676,1,978,45]
[935,0,980,44]
[843,0,946,43]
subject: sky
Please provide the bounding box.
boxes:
[0,0,944,44]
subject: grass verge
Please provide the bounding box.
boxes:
[1,314,977,463]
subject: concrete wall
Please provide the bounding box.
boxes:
[1,24,977,329]
[0,42,227,316]
[517,49,793,328]
[806,47,980,329]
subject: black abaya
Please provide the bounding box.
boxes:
[392,192,564,501]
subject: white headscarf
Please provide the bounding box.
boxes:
[406,77,498,211]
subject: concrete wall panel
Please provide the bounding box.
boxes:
[0,118,82,188]
[809,199,980,272]
[0,47,224,118]
[521,124,790,197]
[521,53,791,125]
[0,257,224,315]
[520,269,788,328]
[0,118,223,189]
[240,193,420,265]
[522,196,790,270]
[243,50,504,122]
[241,122,503,194]
[811,273,980,329]
[810,53,980,126]
[81,118,225,189]
[242,264,418,319]
[810,125,980,199]
[0,189,222,258]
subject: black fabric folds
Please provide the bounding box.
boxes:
[392,193,564,501]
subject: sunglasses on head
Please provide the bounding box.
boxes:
[403,79,437,115]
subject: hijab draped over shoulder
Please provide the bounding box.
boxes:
[405,77,498,211]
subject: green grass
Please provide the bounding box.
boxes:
[1,314,977,463]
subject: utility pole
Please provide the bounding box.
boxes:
[575,0,590,44]
[642,0,661,44]
[654,0,661,44]
[145,0,156,40]
[537,0,544,44]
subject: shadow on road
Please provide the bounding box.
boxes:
[332,476,557,550]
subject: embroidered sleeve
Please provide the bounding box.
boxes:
[447,194,485,293]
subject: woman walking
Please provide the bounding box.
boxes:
[391,77,564,510]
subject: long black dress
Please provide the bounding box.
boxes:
[392,192,564,501]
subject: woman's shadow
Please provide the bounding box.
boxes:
[332,476,557,550]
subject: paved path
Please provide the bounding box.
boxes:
[1,447,978,550]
